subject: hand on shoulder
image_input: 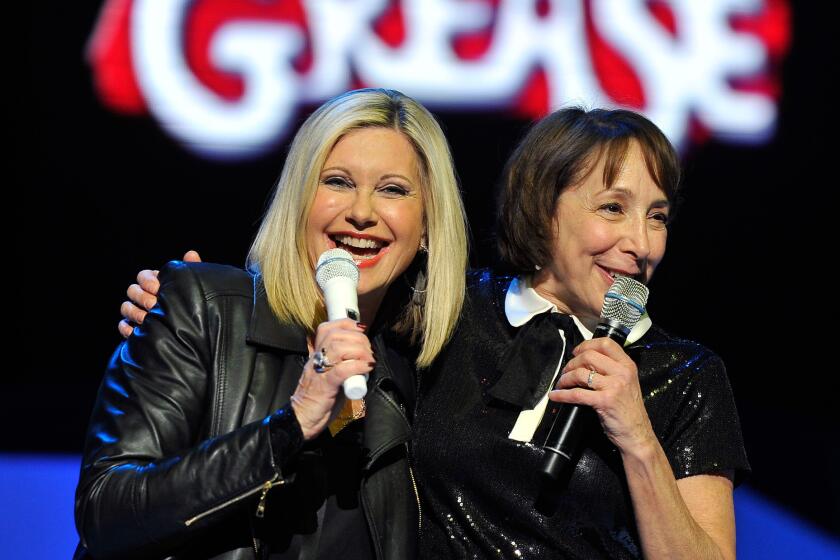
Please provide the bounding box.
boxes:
[118,251,202,337]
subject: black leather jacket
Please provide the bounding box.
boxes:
[74,262,419,560]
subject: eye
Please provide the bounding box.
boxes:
[600,202,623,214]
[379,183,410,197]
[323,176,354,189]
[649,211,669,227]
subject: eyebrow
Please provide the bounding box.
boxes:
[380,173,415,184]
[321,167,416,186]
[604,186,669,208]
[320,166,351,176]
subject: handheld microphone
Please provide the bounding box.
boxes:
[315,248,367,400]
[540,276,649,482]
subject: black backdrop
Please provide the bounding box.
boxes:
[10,1,838,537]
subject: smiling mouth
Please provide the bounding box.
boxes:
[597,265,641,283]
[329,233,390,263]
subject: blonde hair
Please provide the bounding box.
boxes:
[248,89,468,367]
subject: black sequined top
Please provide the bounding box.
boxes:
[413,270,750,559]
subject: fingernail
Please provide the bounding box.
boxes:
[357,323,368,331]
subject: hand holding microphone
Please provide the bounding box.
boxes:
[315,248,370,400]
[542,276,650,481]
[289,249,373,440]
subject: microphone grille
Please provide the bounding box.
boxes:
[601,276,649,330]
[315,248,359,289]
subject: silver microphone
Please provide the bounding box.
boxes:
[541,275,649,481]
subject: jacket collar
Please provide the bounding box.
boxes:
[246,274,309,354]
[360,334,413,468]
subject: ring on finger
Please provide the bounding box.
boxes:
[586,369,598,389]
[312,348,333,373]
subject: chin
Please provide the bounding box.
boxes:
[357,276,390,297]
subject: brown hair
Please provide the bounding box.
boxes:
[496,107,681,274]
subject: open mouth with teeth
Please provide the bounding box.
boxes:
[596,265,641,284]
[330,233,390,268]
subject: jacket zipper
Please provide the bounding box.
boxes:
[255,476,285,518]
[252,476,286,558]
[183,474,283,527]
[405,442,422,532]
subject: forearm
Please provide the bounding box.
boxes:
[77,263,313,558]
[76,409,297,559]
[621,439,733,560]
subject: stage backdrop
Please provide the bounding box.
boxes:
[7,1,838,557]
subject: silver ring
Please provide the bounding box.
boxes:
[586,369,597,389]
[312,348,333,373]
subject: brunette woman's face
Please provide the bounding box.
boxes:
[533,141,670,321]
[305,127,425,302]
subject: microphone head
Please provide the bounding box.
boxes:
[601,276,649,331]
[316,248,359,290]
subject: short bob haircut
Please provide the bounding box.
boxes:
[497,107,681,274]
[248,89,468,368]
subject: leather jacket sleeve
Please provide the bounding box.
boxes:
[75,262,304,559]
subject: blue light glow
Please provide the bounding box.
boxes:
[1,453,838,559]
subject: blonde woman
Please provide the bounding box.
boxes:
[74,89,468,560]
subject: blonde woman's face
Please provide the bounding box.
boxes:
[306,127,425,303]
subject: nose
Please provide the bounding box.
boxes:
[345,190,378,230]
[620,217,651,264]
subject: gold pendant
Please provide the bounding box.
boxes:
[328,398,366,436]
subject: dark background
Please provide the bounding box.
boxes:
[9,0,838,538]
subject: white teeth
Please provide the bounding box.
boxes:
[334,235,383,249]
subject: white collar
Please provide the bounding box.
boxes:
[503,276,652,344]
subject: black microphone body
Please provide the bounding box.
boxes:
[540,318,630,481]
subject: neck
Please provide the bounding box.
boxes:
[530,270,600,332]
[358,289,385,325]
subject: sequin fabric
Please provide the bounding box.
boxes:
[413,270,750,559]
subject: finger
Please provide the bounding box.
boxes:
[328,359,375,382]
[564,350,624,379]
[549,387,601,408]
[322,340,375,365]
[136,270,161,301]
[121,300,148,325]
[183,250,202,263]
[315,332,372,360]
[127,283,157,311]
[314,319,369,348]
[300,357,373,394]
[556,368,602,391]
[118,319,134,339]
[315,329,375,363]
[573,337,633,365]
[327,317,367,331]
[321,327,373,350]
